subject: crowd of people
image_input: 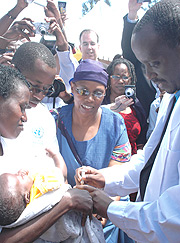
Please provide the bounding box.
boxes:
[0,0,180,242]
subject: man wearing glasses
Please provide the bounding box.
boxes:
[2,41,69,175]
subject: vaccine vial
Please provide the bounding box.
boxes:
[81,168,86,185]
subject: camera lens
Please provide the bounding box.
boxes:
[39,27,46,35]
[125,88,134,97]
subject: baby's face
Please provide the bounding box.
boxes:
[2,170,33,196]
[15,170,33,193]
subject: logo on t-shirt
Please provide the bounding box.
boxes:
[33,127,44,139]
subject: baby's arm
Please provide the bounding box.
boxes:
[45,148,67,183]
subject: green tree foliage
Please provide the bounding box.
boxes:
[82,0,111,16]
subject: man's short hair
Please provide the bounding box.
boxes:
[12,42,56,73]
[133,0,180,48]
[79,29,99,43]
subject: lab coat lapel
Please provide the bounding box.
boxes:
[143,94,177,201]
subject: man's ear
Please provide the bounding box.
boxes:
[24,192,30,204]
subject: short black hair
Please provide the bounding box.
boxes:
[79,29,99,43]
[0,174,26,226]
[133,0,180,48]
[12,42,56,73]
[0,64,28,99]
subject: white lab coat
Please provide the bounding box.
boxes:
[101,93,180,242]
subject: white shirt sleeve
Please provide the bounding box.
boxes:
[102,145,180,242]
[57,48,79,93]
[107,182,180,242]
[101,150,145,197]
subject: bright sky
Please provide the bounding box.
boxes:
[0,0,147,60]
[0,0,115,20]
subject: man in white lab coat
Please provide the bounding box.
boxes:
[75,1,180,242]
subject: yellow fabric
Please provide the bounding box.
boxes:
[73,49,82,61]
[28,168,64,205]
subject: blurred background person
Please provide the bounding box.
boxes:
[103,57,148,155]
[121,0,156,117]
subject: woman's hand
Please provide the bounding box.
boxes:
[76,185,113,219]
[75,166,105,188]
[64,188,93,226]
[110,95,134,113]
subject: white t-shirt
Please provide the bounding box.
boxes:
[1,103,58,174]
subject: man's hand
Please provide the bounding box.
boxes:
[16,0,28,10]
[75,166,105,188]
[45,0,61,20]
[3,18,35,42]
[64,188,93,212]
[76,185,113,218]
[128,0,142,20]
[45,17,68,51]
[0,52,14,66]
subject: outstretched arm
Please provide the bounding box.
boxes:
[121,0,141,64]
[128,0,142,20]
[45,147,67,181]
[0,0,28,36]
[0,18,35,49]
[0,188,93,243]
[44,0,67,41]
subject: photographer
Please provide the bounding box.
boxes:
[41,0,78,109]
[102,57,148,156]
[121,0,156,117]
[0,0,28,36]
[0,18,35,51]
[0,0,35,65]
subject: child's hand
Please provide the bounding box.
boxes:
[45,147,57,159]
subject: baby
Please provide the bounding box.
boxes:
[0,150,105,243]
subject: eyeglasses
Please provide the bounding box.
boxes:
[75,85,105,99]
[111,75,130,81]
[27,81,55,96]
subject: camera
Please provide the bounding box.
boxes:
[125,85,136,102]
[47,79,65,98]
[58,1,67,14]
[34,22,49,35]
[40,35,56,55]
[137,0,151,3]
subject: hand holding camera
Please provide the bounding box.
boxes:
[33,22,49,35]
[3,18,35,42]
[110,95,134,113]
